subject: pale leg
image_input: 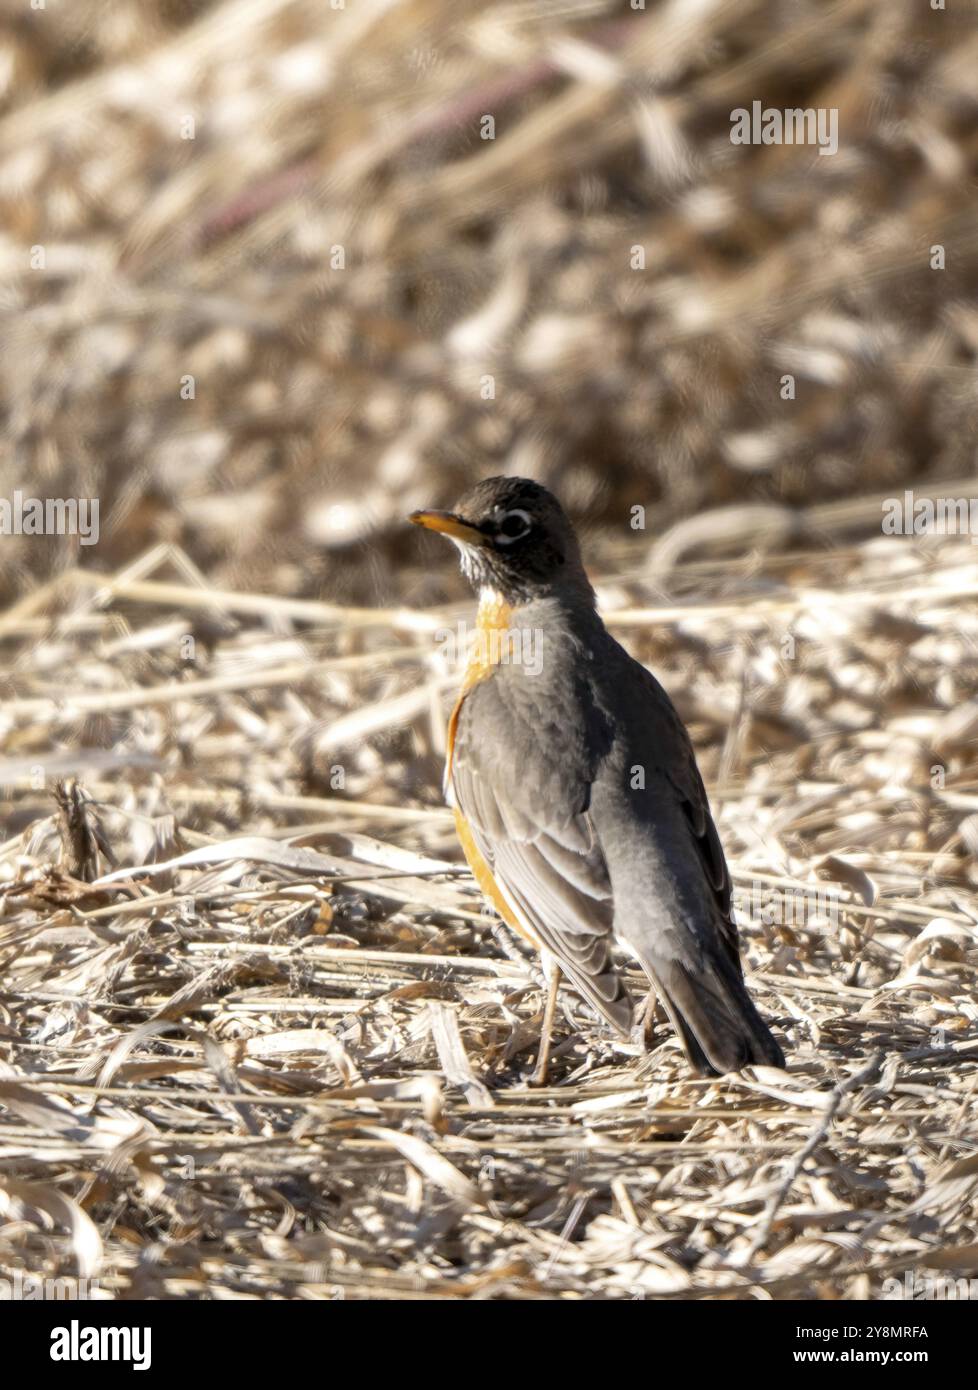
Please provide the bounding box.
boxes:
[532,955,561,1087]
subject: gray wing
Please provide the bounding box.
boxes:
[450,669,633,1035]
[637,664,739,968]
[594,655,783,1073]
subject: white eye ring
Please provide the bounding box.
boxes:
[495,508,532,545]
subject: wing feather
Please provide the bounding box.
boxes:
[450,674,632,1035]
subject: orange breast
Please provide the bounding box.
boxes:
[445,590,542,951]
[444,587,514,781]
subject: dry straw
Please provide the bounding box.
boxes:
[1,524,977,1299]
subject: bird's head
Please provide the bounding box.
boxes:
[410,476,592,605]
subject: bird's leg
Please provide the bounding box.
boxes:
[532,959,562,1087]
[487,919,534,964]
[638,987,659,1051]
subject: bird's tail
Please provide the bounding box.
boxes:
[640,949,784,1076]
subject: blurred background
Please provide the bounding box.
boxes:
[2,0,977,609]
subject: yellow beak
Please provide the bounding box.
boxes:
[409,510,488,546]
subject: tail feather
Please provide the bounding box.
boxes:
[645,955,784,1076]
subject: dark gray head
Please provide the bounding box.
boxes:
[410,476,593,605]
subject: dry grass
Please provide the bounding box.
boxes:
[2,525,977,1300]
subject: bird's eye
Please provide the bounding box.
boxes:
[495,509,532,544]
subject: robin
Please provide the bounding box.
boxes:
[410,476,784,1079]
